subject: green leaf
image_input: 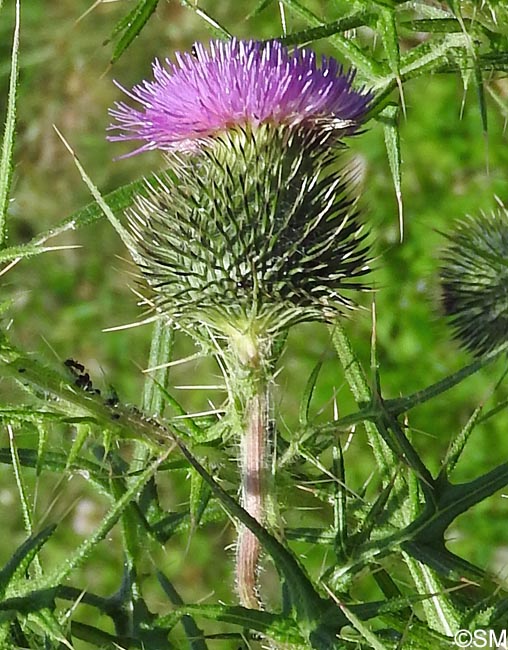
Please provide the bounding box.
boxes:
[279,0,382,81]
[332,443,347,559]
[54,127,138,259]
[330,321,396,479]
[142,320,174,417]
[189,469,212,529]
[279,11,376,47]
[338,604,390,650]
[400,17,481,34]
[27,609,73,649]
[402,554,462,635]
[0,175,154,270]
[379,104,403,240]
[0,0,20,247]
[475,61,488,135]
[157,573,208,650]
[246,0,273,19]
[440,405,483,478]
[353,473,397,549]
[8,424,43,578]
[0,331,178,451]
[70,621,146,649]
[379,7,400,81]
[415,462,508,543]
[159,603,305,646]
[399,33,468,82]
[0,526,56,598]
[386,340,508,416]
[298,360,322,427]
[9,454,168,600]
[0,447,111,495]
[110,0,160,65]
[179,1,231,39]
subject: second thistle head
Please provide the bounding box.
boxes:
[440,208,508,357]
[109,39,373,337]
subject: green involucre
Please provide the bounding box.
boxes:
[440,208,508,356]
[127,124,370,334]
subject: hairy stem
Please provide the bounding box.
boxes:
[237,388,268,609]
[228,329,272,609]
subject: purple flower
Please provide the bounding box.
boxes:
[108,38,371,155]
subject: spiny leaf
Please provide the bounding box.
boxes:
[0,175,155,271]
[179,1,231,39]
[110,0,160,65]
[279,11,376,47]
[399,33,469,82]
[332,443,347,559]
[414,462,508,543]
[0,526,56,598]
[337,603,389,650]
[157,573,208,650]
[53,127,137,260]
[402,539,485,582]
[27,609,73,649]
[402,555,462,636]
[0,447,111,495]
[8,424,43,578]
[379,104,403,240]
[298,360,322,427]
[279,0,382,81]
[246,0,273,19]
[21,452,169,594]
[158,603,305,646]
[379,7,400,82]
[440,405,483,478]
[386,340,508,415]
[142,320,174,417]
[189,469,212,529]
[475,61,488,136]
[0,0,20,247]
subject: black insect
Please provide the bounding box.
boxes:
[64,358,100,395]
[64,358,85,373]
[104,388,119,408]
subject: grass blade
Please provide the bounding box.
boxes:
[0,0,20,247]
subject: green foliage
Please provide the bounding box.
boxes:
[0,1,508,649]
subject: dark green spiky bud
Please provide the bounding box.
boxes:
[127,124,370,336]
[440,209,508,356]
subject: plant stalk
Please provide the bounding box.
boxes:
[228,329,272,609]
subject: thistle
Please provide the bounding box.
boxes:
[109,38,372,610]
[440,208,508,356]
[108,38,371,154]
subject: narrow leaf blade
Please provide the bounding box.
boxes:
[0,0,20,246]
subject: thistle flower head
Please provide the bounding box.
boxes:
[440,209,508,356]
[108,38,371,155]
[111,40,372,335]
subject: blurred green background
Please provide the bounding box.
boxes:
[1,0,508,635]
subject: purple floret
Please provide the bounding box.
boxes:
[108,39,372,155]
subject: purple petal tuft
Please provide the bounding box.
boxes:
[108,39,372,155]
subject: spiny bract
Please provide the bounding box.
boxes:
[440,209,508,356]
[127,124,370,334]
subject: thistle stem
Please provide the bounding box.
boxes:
[229,330,271,609]
[237,388,268,609]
